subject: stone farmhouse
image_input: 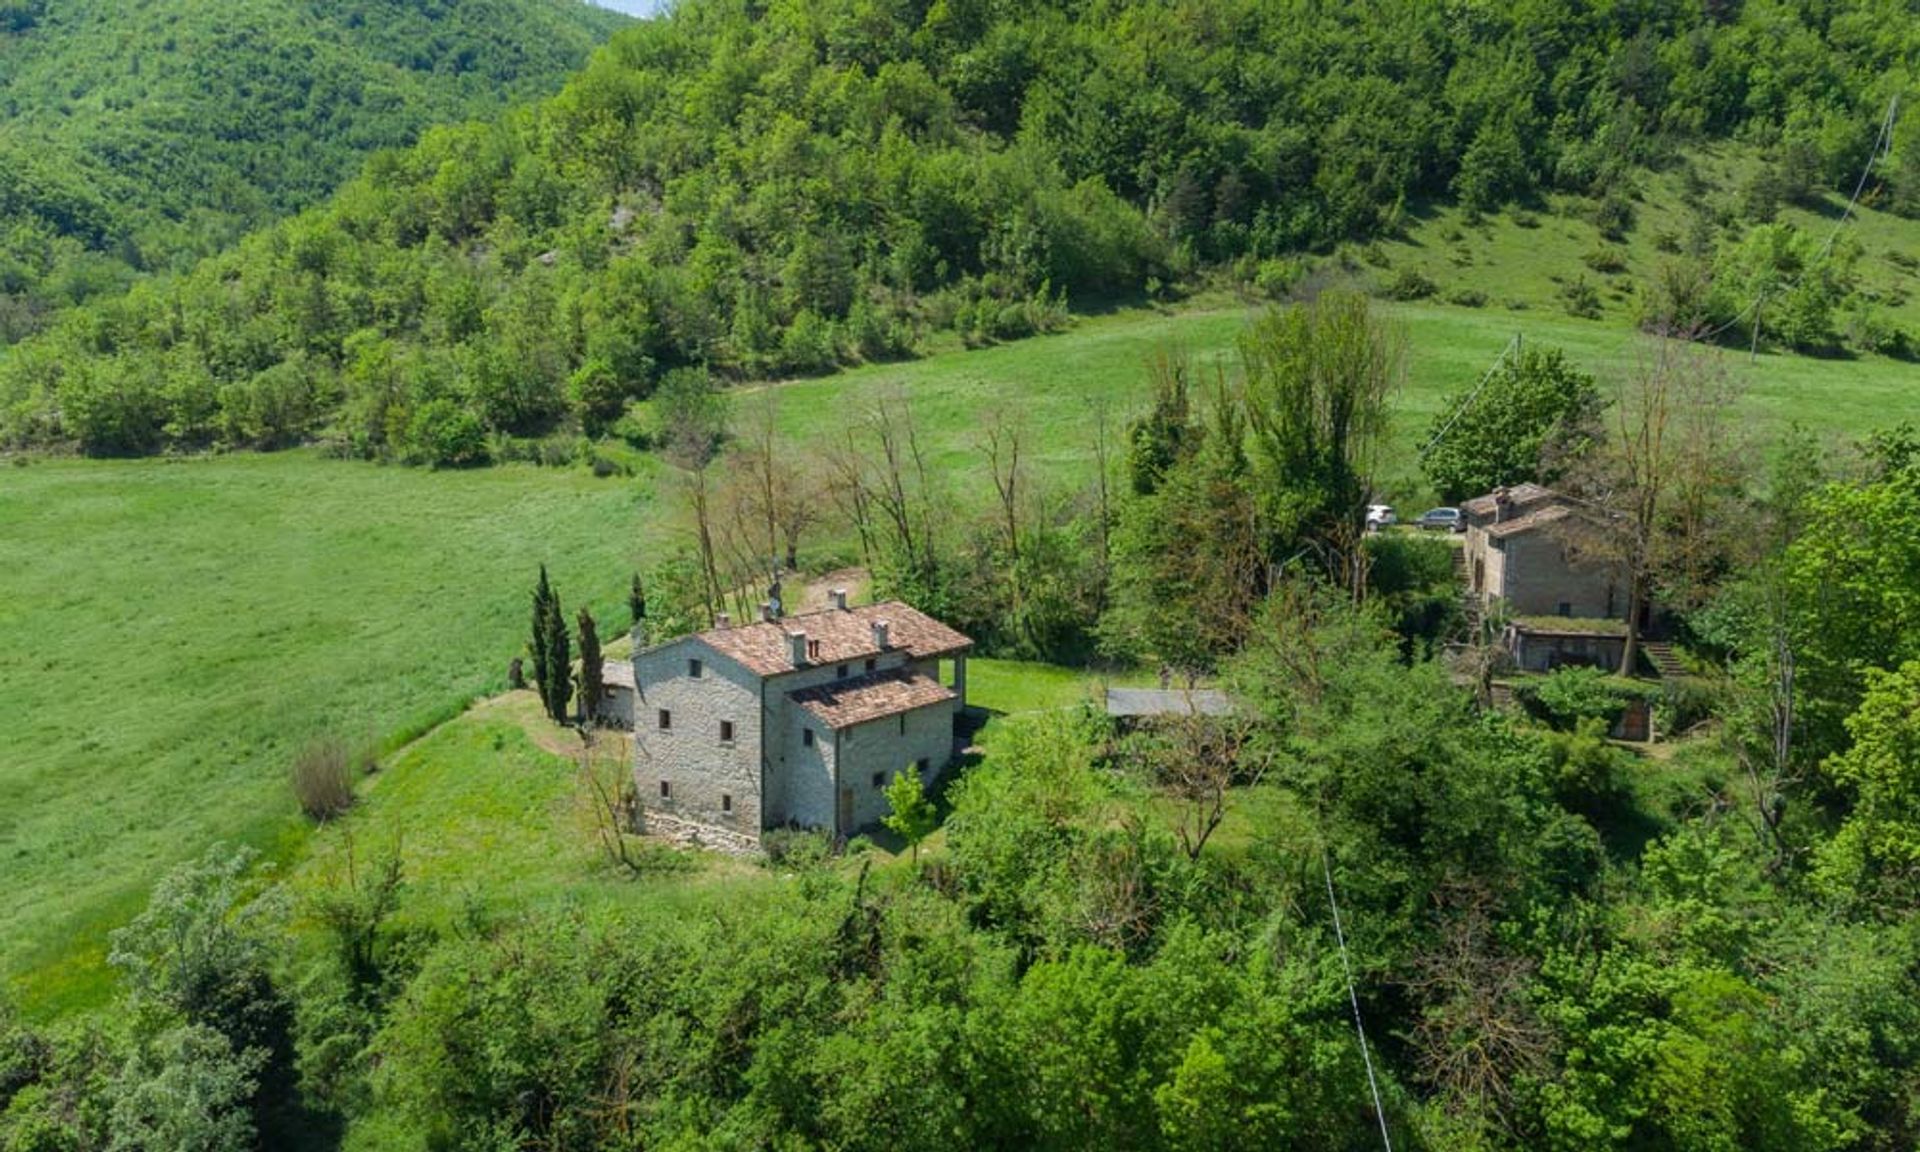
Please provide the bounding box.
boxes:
[629,591,972,851]
[1461,483,1632,672]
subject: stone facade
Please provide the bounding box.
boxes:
[1463,486,1623,621]
[631,598,971,846]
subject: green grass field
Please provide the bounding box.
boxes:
[755,292,1918,513]
[0,454,653,1008]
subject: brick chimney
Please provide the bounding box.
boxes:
[788,630,809,667]
[871,620,890,650]
[830,588,849,610]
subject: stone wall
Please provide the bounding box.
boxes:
[834,700,956,831]
[633,640,764,835]
[1497,529,1620,618]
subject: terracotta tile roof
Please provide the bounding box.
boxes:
[1462,482,1556,517]
[694,600,971,678]
[789,668,956,729]
[1485,502,1575,540]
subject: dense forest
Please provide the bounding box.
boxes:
[3,0,1919,459]
[0,0,625,343]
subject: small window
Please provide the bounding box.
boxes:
[720,720,734,743]
[916,757,930,777]
[721,793,732,814]
[864,658,876,673]
[836,664,849,679]
[689,658,703,678]
[659,780,671,799]
[872,771,886,789]
[1557,601,1573,618]
[802,727,815,747]
[657,709,671,730]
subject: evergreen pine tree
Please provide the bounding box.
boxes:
[530,565,554,702]
[576,606,604,725]
[543,586,570,723]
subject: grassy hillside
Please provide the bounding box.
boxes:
[0,0,625,340]
[758,291,1920,507]
[0,452,649,1007]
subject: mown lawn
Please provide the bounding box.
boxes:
[0,453,654,1010]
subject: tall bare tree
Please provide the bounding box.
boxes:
[1566,335,1746,675]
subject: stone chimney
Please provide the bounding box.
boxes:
[788,630,809,667]
[629,623,647,653]
[1492,486,1511,524]
[871,620,890,651]
[830,588,849,611]
[716,612,731,630]
[760,602,775,623]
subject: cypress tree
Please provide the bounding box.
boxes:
[628,573,646,630]
[530,565,554,701]
[576,607,604,724]
[544,586,571,723]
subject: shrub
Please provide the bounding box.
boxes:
[1591,190,1635,240]
[1583,247,1629,274]
[1560,276,1603,319]
[291,736,355,821]
[1444,287,1488,307]
[1382,267,1437,300]
[1514,667,1657,731]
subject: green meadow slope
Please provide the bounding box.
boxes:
[0,453,648,1006]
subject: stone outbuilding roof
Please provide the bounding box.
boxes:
[1484,502,1575,540]
[694,600,971,677]
[603,660,636,691]
[1462,482,1556,518]
[789,668,956,729]
[1105,688,1234,718]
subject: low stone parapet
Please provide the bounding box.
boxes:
[636,810,762,858]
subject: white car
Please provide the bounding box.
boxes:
[1366,504,1397,530]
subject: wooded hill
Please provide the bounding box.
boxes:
[2,0,1918,460]
[0,0,626,342]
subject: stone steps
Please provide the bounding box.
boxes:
[1640,641,1686,680]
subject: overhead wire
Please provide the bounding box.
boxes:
[1322,844,1395,1152]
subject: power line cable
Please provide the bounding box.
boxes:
[1322,844,1395,1152]
[1418,333,1521,459]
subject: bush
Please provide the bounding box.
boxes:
[1444,287,1488,307]
[1513,667,1657,731]
[1381,267,1437,300]
[1591,190,1635,240]
[1560,276,1603,319]
[1583,247,1629,274]
[291,736,356,821]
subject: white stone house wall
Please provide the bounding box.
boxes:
[1495,531,1620,618]
[633,641,764,834]
[834,701,955,831]
[760,649,916,829]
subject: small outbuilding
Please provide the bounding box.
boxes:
[1105,688,1234,727]
[598,660,637,729]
